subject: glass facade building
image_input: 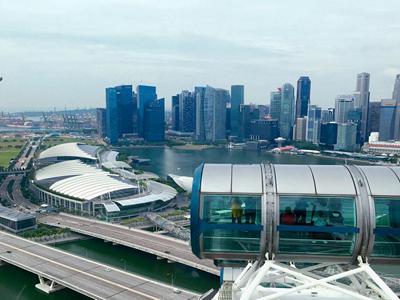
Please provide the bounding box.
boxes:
[137,85,157,137]
[191,163,400,265]
[178,91,196,133]
[295,76,311,118]
[203,86,229,142]
[143,98,165,142]
[106,85,134,144]
[306,105,322,144]
[279,83,295,139]
[379,99,397,141]
[269,90,282,121]
[230,85,244,138]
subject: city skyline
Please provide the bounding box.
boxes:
[1,0,400,111]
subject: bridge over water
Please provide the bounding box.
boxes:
[0,230,199,299]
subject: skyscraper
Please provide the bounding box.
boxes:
[335,123,358,151]
[96,108,106,138]
[137,85,157,137]
[270,89,282,120]
[179,91,196,133]
[320,122,338,149]
[203,86,228,142]
[294,117,307,141]
[355,72,370,143]
[295,76,311,118]
[306,105,322,144]
[195,86,206,141]
[335,95,354,123]
[379,99,398,141]
[321,108,335,123]
[105,85,134,144]
[279,83,295,139]
[367,101,380,137]
[143,98,165,142]
[239,104,260,140]
[230,85,244,138]
[250,119,279,141]
[393,74,400,101]
[171,94,179,131]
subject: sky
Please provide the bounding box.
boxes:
[0,0,400,112]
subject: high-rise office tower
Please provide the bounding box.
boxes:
[230,85,244,138]
[294,117,307,141]
[203,86,229,142]
[137,85,157,137]
[239,104,260,140]
[320,122,338,149]
[295,76,311,118]
[393,74,400,101]
[96,108,106,138]
[250,119,279,141]
[143,98,165,142]
[355,72,370,143]
[379,99,398,141]
[321,108,335,123]
[335,95,355,123]
[179,91,196,133]
[335,123,358,151]
[270,89,282,120]
[367,101,380,137]
[105,85,134,144]
[132,91,138,134]
[279,83,295,139]
[195,87,206,141]
[171,94,179,131]
[306,105,322,144]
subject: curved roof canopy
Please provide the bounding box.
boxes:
[49,173,137,201]
[38,143,98,161]
[35,160,103,181]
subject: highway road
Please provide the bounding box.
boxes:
[0,230,199,300]
[39,213,220,276]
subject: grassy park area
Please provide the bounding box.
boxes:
[0,137,27,168]
[41,136,97,148]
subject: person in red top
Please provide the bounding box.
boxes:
[280,206,296,225]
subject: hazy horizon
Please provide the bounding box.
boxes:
[1,0,400,112]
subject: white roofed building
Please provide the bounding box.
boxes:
[32,143,177,220]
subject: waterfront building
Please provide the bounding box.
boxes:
[239,104,260,140]
[96,108,106,138]
[178,91,196,133]
[295,76,311,118]
[393,74,400,101]
[279,83,295,139]
[195,86,206,141]
[368,101,380,136]
[335,122,358,151]
[230,85,244,138]
[34,143,176,220]
[379,99,398,141]
[143,98,165,142]
[137,85,157,137]
[321,108,335,123]
[203,86,229,142]
[105,85,134,144]
[249,119,279,141]
[363,141,400,155]
[269,89,282,120]
[294,117,307,141]
[171,94,179,131]
[335,95,354,123]
[306,105,322,144]
[355,72,370,143]
[319,122,338,148]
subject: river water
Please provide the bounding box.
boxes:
[0,147,388,299]
[118,146,359,177]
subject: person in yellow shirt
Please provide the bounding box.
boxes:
[231,198,243,224]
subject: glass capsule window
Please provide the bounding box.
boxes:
[278,196,358,256]
[372,197,400,257]
[200,194,262,253]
